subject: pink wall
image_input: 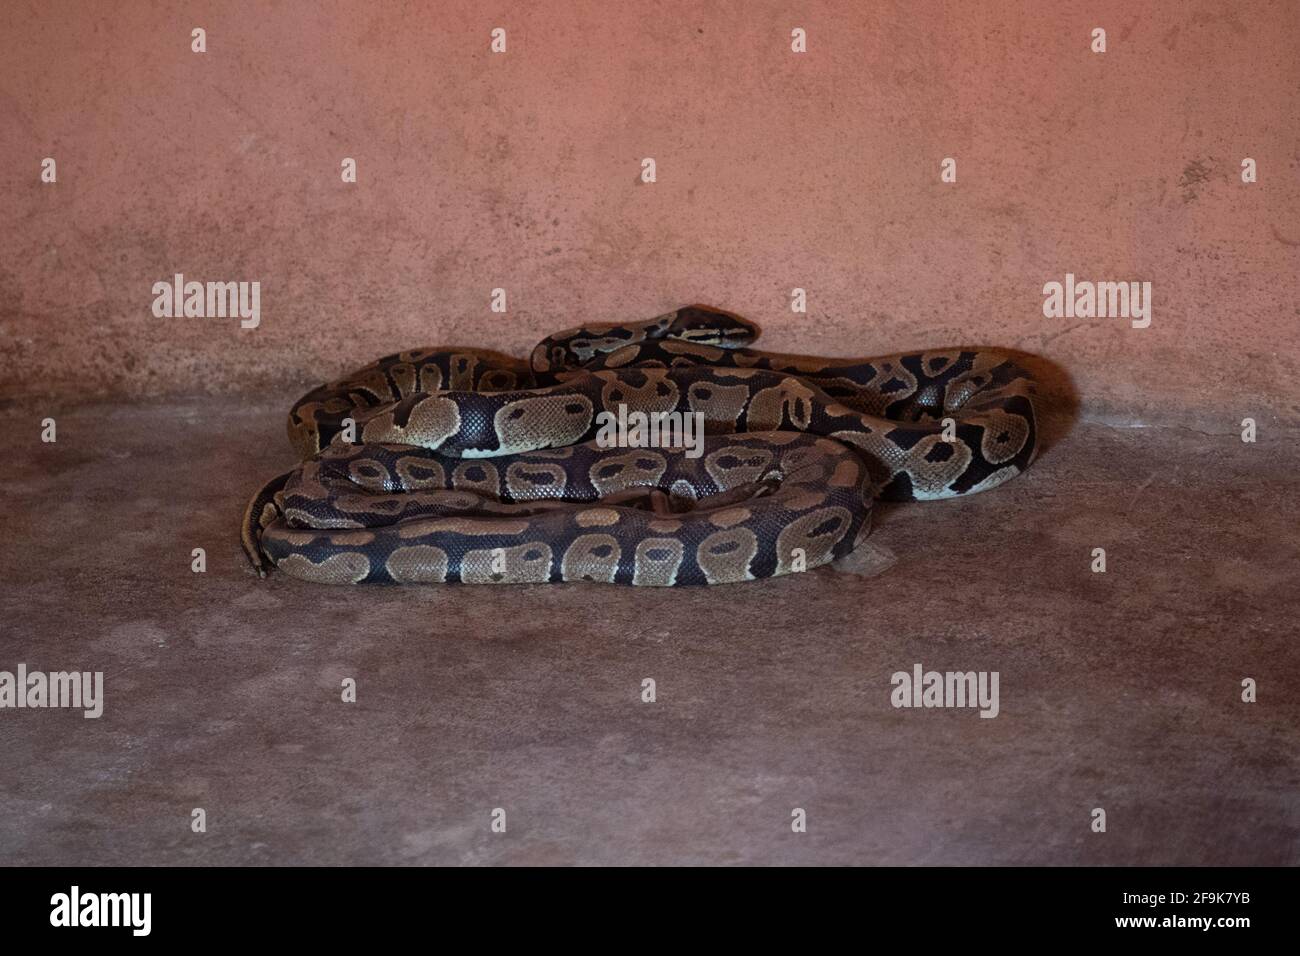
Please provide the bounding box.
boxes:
[3,0,1298,427]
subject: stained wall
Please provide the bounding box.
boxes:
[2,0,1298,427]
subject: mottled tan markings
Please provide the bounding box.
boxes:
[362,395,461,450]
[461,542,553,584]
[396,516,531,539]
[776,506,852,575]
[686,380,749,426]
[576,508,621,527]
[830,458,861,488]
[633,538,685,587]
[977,409,1031,464]
[697,527,759,584]
[562,534,621,582]
[453,460,500,495]
[596,368,679,413]
[386,545,450,583]
[495,394,594,453]
[277,551,370,584]
[704,445,773,489]
[589,450,667,496]
[396,456,446,490]
[707,507,751,529]
[747,379,816,431]
[506,461,568,499]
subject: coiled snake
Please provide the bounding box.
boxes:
[241,307,1039,586]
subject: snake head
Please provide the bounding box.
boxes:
[668,306,759,349]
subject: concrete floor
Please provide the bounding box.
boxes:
[2,398,1297,865]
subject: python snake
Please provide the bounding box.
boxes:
[241,307,1039,585]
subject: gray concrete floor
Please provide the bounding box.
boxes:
[2,398,1297,865]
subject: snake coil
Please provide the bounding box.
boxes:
[241,306,1039,586]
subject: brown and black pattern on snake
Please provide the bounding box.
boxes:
[286,348,536,459]
[255,433,872,586]
[327,363,1036,500]
[243,305,1040,585]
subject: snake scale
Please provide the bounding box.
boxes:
[241,307,1039,586]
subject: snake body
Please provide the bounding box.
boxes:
[242,307,1039,585]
